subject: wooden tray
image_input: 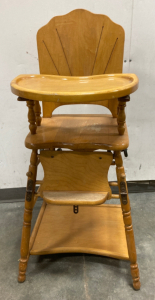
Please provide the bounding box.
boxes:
[11,73,138,103]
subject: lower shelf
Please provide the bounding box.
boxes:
[30,203,129,260]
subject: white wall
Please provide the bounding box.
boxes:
[0,0,154,188]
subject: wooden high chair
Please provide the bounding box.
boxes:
[10,9,140,290]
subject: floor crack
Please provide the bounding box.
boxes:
[83,254,90,300]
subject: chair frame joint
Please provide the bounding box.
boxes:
[120,181,128,205]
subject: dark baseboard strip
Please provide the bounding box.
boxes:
[0,181,155,203]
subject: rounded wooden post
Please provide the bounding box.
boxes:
[18,150,38,283]
[34,101,41,126]
[114,151,141,290]
[26,100,37,134]
[117,95,130,135]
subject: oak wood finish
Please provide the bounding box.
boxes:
[25,114,129,151]
[11,9,140,290]
[117,95,130,135]
[26,101,37,135]
[29,201,47,252]
[43,191,108,206]
[11,73,138,104]
[30,204,129,260]
[109,182,118,186]
[37,9,125,116]
[34,101,41,126]
[114,151,141,290]
[39,150,113,199]
[18,150,38,283]
[111,194,119,199]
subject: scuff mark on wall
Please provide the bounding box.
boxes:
[26,51,38,60]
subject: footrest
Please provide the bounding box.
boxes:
[42,191,108,206]
[30,203,129,260]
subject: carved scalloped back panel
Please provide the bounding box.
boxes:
[37,9,125,117]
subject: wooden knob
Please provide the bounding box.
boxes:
[26,171,32,177]
[120,173,126,179]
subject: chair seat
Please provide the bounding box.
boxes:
[42,191,108,206]
[25,114,129,151]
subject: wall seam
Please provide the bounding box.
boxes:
[129,0,134,72]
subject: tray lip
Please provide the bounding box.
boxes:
[10,73,139,103]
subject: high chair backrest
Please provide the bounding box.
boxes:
[37,9,125,118]
[39,150,113,199]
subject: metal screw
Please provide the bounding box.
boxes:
[129,59,132,62]
[124,60,127,63]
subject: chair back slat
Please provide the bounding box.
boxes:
[37,9,125,117]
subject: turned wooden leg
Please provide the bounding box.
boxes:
[114,151,141,290]
[26,100,37,134]
[117,95,130,135]
[34,101,41,126]
[18,150,38,283]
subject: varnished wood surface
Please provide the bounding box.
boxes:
[37,9,125,115]
[11,73,138,103]
[25,114,129,151]
[30,204,129,260]
[39,150,112,199]
[115,151,141,290]
[37,9,125,77]
[26,100,37,135]
[43,191,108,205]
[42,98,119,118]
[18,150,38,283]
[29,201,46,251]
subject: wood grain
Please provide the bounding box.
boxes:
[26,100,37,134]
[25,114,129,151]
[34,101,41,126]
[11,73,138,104]
[30,204,129,260]
[39,150,113,200]
[18,150,38,283]
[37,9,125,116]
[114,151,141,290]
[42,191,108,205]
[117,95,130,135]
[29,201,47,251]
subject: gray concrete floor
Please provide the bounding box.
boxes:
[0,193,155,300]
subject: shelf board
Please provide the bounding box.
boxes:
[30,203,129,260]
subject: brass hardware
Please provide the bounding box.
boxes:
[120,181,128,205]
[26,179,33,202]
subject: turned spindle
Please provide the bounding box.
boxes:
[26,100,37,134]
[117,95,130,135]
[34,101,41,126]
[18,150,38,283]
[114,151,141,290]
